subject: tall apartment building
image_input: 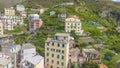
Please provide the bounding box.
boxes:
[65,15,83,35]
[1,44,21,68]
[0,20,4,35]
[45,33,70,68]
[4,7,15,16]
[29,19,43,31]
[28,14,39,22]
[28,14,43,31]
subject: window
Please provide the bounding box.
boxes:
[47,42,49,46]
[52,60,54,63]
[52,54,54,57]
[53,49,55,51]
[47,59,49,62]
[52,42,54,46]
[57,55,59,58]
[62,44,64,47]
[64,37,66,40]
[68,23,69,25]
[57,43,60,47]
[51,66,53,68]
[47,53,49,56]
[62,56,64,60]
[47,48,49,50]
[61,62,64,66]
[51,48,53,51]
[56,49,58,52]
[55,36,58,40]
[68,26,69,28]
[57,61,59,65]
[59,50,61,53]
[62,50,64,54]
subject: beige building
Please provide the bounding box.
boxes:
[82,48,101,62]
[65,15,83,35]
[4,7,15,16]
[39,8,48,14]
[0,20,4,35]
[45,33,70,68]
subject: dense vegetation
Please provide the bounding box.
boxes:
[2,0,120,68]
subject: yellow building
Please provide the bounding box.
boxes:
[45,33,70,68]
[65,15,83,35]
[0,20,3,35]
[4,7,15,16]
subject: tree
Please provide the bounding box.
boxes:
[104,52,114,61]
[82,61,100,68]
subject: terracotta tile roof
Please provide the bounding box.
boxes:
[99,64,108,68]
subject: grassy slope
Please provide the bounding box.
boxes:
[2,0,119,67]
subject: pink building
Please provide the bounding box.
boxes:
[19,11,27,18]
[29,19,43,31]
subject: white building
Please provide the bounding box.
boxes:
[0,34,14,46]
[21,43,36,60]
[16,5,25,12]
[28,14,39,22]
[20,43,44,68]
[50,11,56,16]
[65,15,83,35]
[1,15,24,30]
[21,55,44,68]
[0,53,12,68]
[1,44,21,68]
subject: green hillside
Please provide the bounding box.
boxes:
[1,0,120,68]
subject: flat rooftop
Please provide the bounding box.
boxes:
[0,34,13,38]
[55,33,70,37]
[22,43,35,49]
[26,55,44,65]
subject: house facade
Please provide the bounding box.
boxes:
[0,53,12,68]
[45,33,70,68]
[20,43,44,68]
[65,15,83,35]
[0,15,24,30]
[1,44,21,68]
[0,20,4,35]
[21,55,44,68]
[21,43,36,60]
[0,34,14,46]
[16,5,25,12]
[4,7,15,16]
[82,48,101,63]
[28,14,43,31]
